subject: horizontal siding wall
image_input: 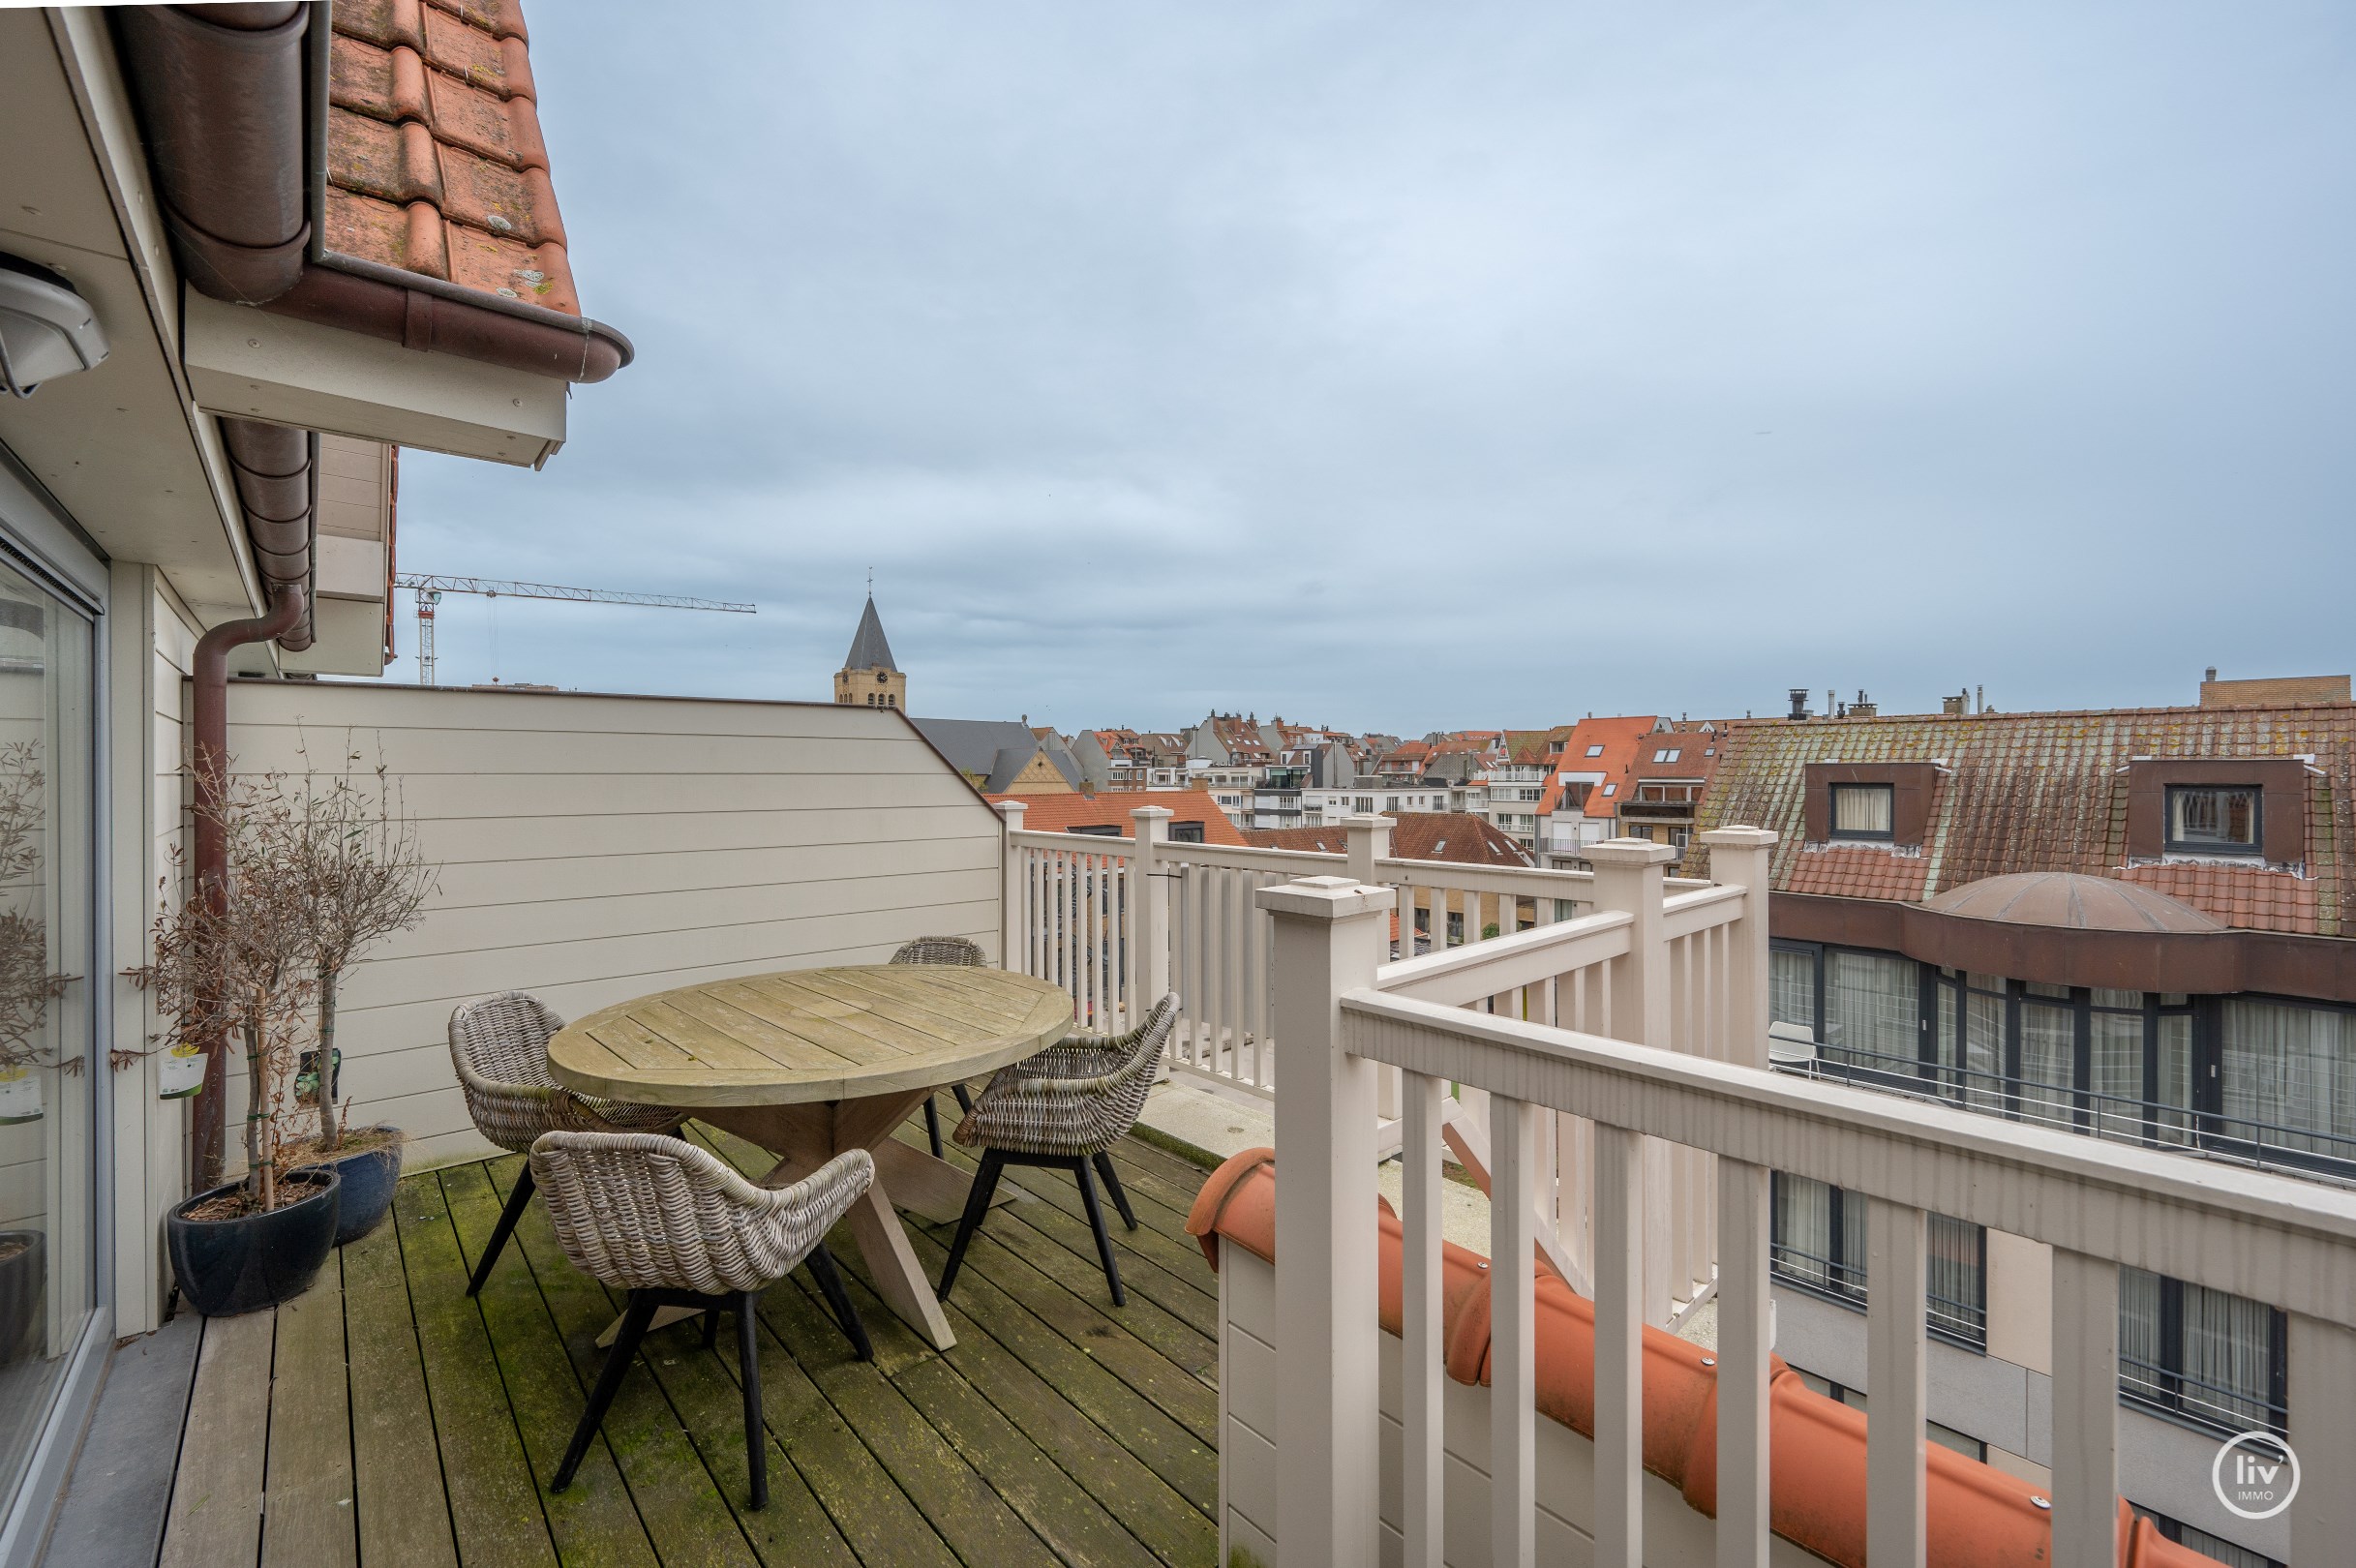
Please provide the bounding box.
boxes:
[223,684,1005,1170]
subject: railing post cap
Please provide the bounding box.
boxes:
[1584,838,1680,866]
[1341,812,1394,829]
[1256,874,1396,920]
[1129,804,1175,819]
[1698,825,1778,849]
[994,799,1028,820]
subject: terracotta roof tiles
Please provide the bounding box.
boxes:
[325,0,583,314]
[989,789,1251,847]
[1688,702,2356,937]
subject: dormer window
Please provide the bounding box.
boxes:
[2165,785,2260,855]
[1829,783,1894,841]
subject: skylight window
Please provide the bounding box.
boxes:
[1602,783,1616,798]
[1654,748,1681,763]
[1586,744,1604,757]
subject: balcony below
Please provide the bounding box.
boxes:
[52,1125,1219,1568]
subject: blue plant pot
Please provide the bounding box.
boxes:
[167,1169,339,1316]
[312,1128,403,1247]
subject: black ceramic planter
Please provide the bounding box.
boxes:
[0,1230,44,1363]
[304,1128,403,1247]
[167,1170,340,1316]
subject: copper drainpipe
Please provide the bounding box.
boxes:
[189,585,306,1190]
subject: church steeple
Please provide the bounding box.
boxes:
[834,593,907,709]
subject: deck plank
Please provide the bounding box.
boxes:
[393,1175,560,1568]
[751,1259,1064,1568]
[260,1261,358,1568]
[343,1203,462,1568]
[472,1157,857,1568]
[815,1253,1213,1568]
[437,1162,677,1568]
[895,1221,1219,1510]
[158,1309,273,1568]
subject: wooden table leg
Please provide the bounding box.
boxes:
[698,1094,966,1351]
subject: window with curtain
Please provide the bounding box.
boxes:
[2090,989,2146,1141]
[1769,1177,1985,1348]
[2017,997,2074,1127]
[1769,945,1817,1033]
[2220,998,2356,1169]
[1823,950,1916,1070]
[2120,1266,2284,1435]
[2165,785,2261,854]
[1828,783,1894,839]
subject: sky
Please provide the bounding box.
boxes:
[389,2,2356,737]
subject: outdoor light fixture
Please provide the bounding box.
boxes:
[0,254,107,398]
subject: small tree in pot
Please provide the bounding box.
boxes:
[143,773,342,1314]
[280,746,436,1244]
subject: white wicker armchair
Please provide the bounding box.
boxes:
[938,993,1179,1308]
[449,991,685,1297]
[532,1132,876,1511]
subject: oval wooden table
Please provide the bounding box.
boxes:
[547,964,1074,1350]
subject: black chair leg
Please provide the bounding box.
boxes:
[554,1290,654,1491]
[804,1244,873,1362]
[923,1095,944,1159]
[951,1083,974,1114]
[1072,1157,1126,1308]
[736,1289,769,1510]
[701,1299,720,1350]
[1091,1151,1137,1230]
[468,1164,534,1297]
[936,1149,1005,1302]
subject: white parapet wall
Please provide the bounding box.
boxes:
[216,682,1008,1171]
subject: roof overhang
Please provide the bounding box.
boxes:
[1773,891,2356,1003]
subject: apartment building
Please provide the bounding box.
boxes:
[1683,684,2356,1566]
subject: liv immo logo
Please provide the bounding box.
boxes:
[2211,1431,2299,1521]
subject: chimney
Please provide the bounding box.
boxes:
[2205,667,2219,683]
[1851,689,1877,718]
[1788,687,1810,720]
[1942,694,1965,716]
[1975,683,1984,714]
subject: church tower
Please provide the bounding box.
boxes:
[834,593,906,709]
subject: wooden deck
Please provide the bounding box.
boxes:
[150,1122,1221,1568]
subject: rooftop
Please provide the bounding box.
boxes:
[326,0,583,311]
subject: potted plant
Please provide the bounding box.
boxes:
[277,747,436,1246]
[0,742,71,1359]
[143,772,341,1315]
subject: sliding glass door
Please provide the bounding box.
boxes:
[0,554,93,1523]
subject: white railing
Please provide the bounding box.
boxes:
[1252,842,2356,1568]
[998,803,1720,1101]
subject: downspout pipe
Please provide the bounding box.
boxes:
[188,584,307,1189]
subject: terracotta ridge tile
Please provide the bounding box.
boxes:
[335,0,427,54]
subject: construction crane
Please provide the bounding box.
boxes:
[393,573,757,686]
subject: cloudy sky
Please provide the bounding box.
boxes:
[391,3,2356,736]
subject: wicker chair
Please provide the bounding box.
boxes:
[890,936,986,1157]
[449,991,686,1297]
[532,1132,874,1510]
[937,992,1179,1307]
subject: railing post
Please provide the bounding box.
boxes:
[1594,1122,1646,1568]
[1345,813,1399,1117]
[2290,1312,2356,1565]
[2050,1250,2118,1568]
[1130,806,1172,1041]
[1866,1197,1928,1568]
[1715,1156,1771,1568]
[1697,827,1777,1068]
[996,799,1028,973]
[1586,839,1678,1322]
[1259,873,1394,1568]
